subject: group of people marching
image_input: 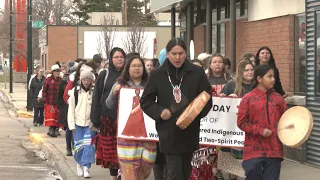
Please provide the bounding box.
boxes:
[186,45,287,180]
[29,37,287,180]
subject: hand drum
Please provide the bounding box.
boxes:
[176,91,211,130]
[277,106,313,148]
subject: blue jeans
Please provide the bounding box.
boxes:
[242,157,282,180]
[33,107,44,124]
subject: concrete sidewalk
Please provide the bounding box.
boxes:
[1,82,320,180]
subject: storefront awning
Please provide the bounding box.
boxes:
[150,0,182,13]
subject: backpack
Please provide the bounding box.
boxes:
[74,87,79,107]
[99,69,109,105]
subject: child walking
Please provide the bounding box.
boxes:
[237,64,287,180]
[68,70,96,178]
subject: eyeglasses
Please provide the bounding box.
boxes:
[130,64,143,68]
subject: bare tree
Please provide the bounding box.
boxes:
[32,0,78,25]
[122,26,148,57]
[0,10,9,56]
[96,35,104,56]
[96,15,117,61]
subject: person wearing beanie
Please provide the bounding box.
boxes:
[42,64,62,137]
[63,62,94,105]
[68,70,95,178]
[66,61,79,74]
[57,60,79,156]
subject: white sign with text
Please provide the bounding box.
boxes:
[200,97,244,147]
[117,88,245,147]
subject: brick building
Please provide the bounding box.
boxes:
[151,0,316,165]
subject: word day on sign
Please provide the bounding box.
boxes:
[117,88,245,148]
[200,97,244,148]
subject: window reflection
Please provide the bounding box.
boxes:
[294,14,306,93]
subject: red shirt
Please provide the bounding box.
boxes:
[237,88,287,161]
[63,78,73,104]
[42,76,61,106]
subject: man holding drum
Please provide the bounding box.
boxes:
[140,38,212,180]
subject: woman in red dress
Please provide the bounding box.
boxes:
[42,64,62,137]
[121,89,148,137]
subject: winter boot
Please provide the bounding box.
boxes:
[48,127,57,137]
[66,147,73,156]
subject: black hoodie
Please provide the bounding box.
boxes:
[91,58,124,127]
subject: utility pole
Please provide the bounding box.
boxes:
[144,0,148,22]
[26,0,33,111]
[122,0,127,25]
[9,0,13,93]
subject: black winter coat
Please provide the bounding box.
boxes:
[57,76,69,126]
[91,62,123,127]
[273,67,285,96]
[30,76,45,108]
[140,59,212,154]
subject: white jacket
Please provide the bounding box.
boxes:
[67,86,93,130]
[28,74,37,90]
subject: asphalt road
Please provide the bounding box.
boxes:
[0,93,61,180]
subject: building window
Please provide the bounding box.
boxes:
[220,7,226,21]
[236,1,241,17]
[211,0,247,56]
[194,0,206,25]
[220,23,226,56]
[294,14,306,94]
[179,11,186,41]
[212,25,217,53]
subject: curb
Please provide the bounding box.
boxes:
[29,133,79,180]
[17,110,33,118]
[0,88,77,179]
[0,88,34,118]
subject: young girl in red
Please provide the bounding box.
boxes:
[237,64,287,180]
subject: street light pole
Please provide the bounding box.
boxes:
[9,0,13,93]
[26,0,33,111]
